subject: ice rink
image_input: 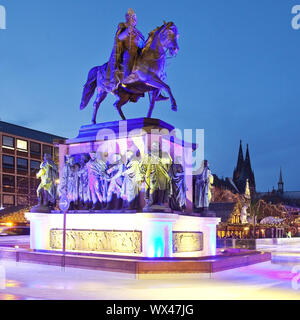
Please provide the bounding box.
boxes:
[0,237,300,300]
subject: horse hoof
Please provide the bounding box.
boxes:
[172,105,177,112]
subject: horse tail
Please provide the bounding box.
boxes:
[79,66,100,110]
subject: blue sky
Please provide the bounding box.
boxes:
[0,0,299,192]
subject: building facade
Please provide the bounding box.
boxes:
[0,121,66,208]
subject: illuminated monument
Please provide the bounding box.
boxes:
[26,10,221,265]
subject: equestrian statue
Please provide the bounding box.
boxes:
[79,9,179,124]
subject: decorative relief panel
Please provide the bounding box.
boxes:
[172,231,203,253]
[50,229,142,254]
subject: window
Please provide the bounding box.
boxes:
[43,145,53,156]
[30,160,41,174]
[30,142,41,155]
[2,155,15,169]
[2,136,14,149]
[2,175,15,193]
[17,177,29,194]
[17,158,28,172]
[3,195,15,206]
[3,175,15,187]
[17,196,28,206]
[17,139,28,151]
[54,147,59,162]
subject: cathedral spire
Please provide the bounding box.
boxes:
[233,140,244,183]
[279,167,283,183]
[244,144,252,171]
[236,140,244,172]
[278,167,284,193]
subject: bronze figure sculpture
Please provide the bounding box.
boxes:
[32,154,58,212]
[80,10,179,124]
[140,142,172,211]
[194,160,214,212]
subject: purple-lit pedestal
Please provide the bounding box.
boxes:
[25,211,219,258]
[25,118,228,275]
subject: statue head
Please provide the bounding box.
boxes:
[69,156,75,166]
[65,155,71,164]
[125,150,134,162]
[151,141,160,153]
[112,153,122,164]
[175,156,182,164]
[125,8,137,27]
[80,153,88,164]
[89,151,97,161]
[43,153,51,162]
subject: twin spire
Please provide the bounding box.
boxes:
[233,140,256,194]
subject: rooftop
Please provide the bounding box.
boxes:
[0,121,66,144]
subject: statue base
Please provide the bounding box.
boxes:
[25,211,220,258]
[194,207,216,217]
[30,205,54,213]
[143,204,172,213]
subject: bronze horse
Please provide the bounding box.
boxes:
[80,22,179,124]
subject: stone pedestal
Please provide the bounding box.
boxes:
[25,211,220,258]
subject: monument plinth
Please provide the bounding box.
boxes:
[26,118,220,258]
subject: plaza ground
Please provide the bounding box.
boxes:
[0,236,300,300]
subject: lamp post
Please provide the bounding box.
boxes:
[59,196,70,268]
[253,206,256,239]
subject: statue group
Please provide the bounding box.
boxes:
[58,143,187,212]
[33,152,214,214]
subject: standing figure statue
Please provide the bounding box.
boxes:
[194,160,214,212]
[240,204,249,224]
[121,150,142,210]
[59,155,80,210]
[140,142,172,211]
[78,154,91,209]
[169,156,186,212]
[86,152,107,209]
[106,153,125,210]
[32,154,58,212]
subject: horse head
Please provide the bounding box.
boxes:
[158,22,179,56]
[143,22,179,57]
